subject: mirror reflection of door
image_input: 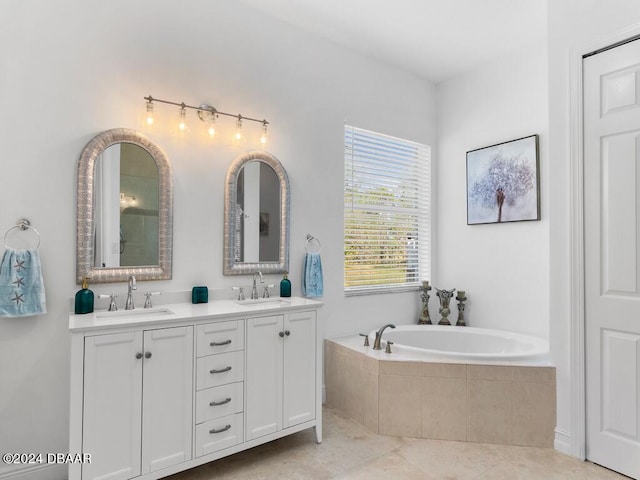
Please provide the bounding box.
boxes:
[236,161,280,263]
[94,143,159,268]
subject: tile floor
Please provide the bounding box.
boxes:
[166,408,628,480]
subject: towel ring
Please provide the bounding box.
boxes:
[3,219,41,250]
[305,234,321,254]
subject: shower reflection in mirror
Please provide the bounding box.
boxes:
[94,143,159,268]
[234,161,280,263]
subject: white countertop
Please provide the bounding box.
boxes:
[69,296,323,333]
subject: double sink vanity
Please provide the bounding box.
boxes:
[70,128,319,480]
[68,296,322,480]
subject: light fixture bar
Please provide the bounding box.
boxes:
[144,95,268,126]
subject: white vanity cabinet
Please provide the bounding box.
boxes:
[245,311,317,441]
[69,298,322,480]
[80,326,193,480]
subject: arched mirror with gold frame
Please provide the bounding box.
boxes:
[76,128,173,283]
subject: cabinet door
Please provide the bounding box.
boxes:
[283,311,317,428]
[245,315,283,441]
[82,332,143,480]
[142,326,194,474]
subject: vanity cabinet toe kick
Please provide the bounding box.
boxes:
[68,299,322,480]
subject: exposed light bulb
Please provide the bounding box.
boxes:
[207,112,216,137]
[145,100,154,126]
[234,116,243,140]
[178,105,187,132]
[260,121,268,145]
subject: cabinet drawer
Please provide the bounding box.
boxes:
[195,413,244,457]
[196,351,244,390]
[196,320,244,357]
[195,382,244,424]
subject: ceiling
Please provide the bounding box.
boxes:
[238,0,547,83]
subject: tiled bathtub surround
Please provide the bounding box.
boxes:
[325,339,556,447]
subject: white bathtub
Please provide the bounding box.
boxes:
[369,325,549,363]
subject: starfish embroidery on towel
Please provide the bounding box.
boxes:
[11,292,24,305]
[14,260,26,272]
[13,277,25,288]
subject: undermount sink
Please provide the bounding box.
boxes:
[236,297,291,306]
[94,307,175,319]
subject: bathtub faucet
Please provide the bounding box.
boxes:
[372,324,396,350]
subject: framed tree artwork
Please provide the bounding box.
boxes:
[466,134,540,225]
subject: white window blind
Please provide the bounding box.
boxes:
[344,125,431,295]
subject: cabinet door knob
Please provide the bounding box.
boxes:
[209,424,231,434]
[210,397,232,406]
[210,340,232,347]
[145,351,152,359]
[279,331,285,337]
[136,352,143,359]
[285,330,291,336]
[210,366,232,374]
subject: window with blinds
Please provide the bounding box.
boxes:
[344,125,431,295]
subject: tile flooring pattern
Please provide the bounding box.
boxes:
[166,408,627,480]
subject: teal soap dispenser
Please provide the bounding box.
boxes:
[280,272,291,298]
[75,277,94,314]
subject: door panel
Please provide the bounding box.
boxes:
[141,326,193,474]
[82,332,143,480]
[245,315,283,440]
[601,330,639,439]
[601,132,639,294]
[584,37,640,479]
[283,311,316,428]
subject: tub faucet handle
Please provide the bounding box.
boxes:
[358,333,370,347]
[385,341,394,354]
[372,324,396,350]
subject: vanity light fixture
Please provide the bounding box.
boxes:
[144,95,269,141]
[178,104,187,132]
[234,116,243,141]
[204,109,217,137]
[260,120,268,145]
[145,99,154,126]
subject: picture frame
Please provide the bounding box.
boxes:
[466,134,540,225]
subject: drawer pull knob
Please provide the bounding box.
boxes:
[210,397,232,406]
[210,340,232,347]
[209,424,231,434]
[210,366,232,374]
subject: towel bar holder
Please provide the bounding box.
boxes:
[305,234,321,253]
[3,219,41,250]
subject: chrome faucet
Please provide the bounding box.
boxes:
[372,323,396,350]
[125,275,137,310]
[251,271,264,300]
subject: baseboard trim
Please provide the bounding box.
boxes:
[0,463,65,480]
[554,428,573,457]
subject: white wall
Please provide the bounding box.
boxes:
[547,0,640,456]
[436,43,549,339]
[0,1,435,478]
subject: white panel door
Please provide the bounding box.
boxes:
[584,38,640,479]
[82,332,143,480]
[245,315,283,441]
[141,326,193,474]
[283,311,316,428]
